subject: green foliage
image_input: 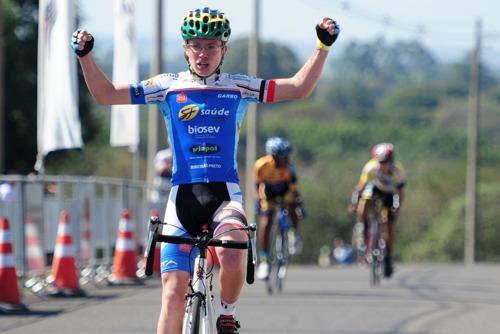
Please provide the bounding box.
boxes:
[3,0,98,173]
[403,183,500,262]
[223,37,300,78]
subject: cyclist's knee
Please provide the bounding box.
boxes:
[217,245,245,270]
[161,272,189,306]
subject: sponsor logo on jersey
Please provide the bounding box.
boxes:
[217,93,239,100]
[178,104,199,121]
[176,92,187,103]
[188,125,221,135]
[131,84,140,96]
[144,79,155,87]
[200,108,230,117]
[191,144,220,154]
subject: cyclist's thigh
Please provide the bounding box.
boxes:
[212,183,248,238]
[160,185,199,274]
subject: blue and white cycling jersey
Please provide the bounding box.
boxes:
[130,71,276,185]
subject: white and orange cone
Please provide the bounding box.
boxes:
[0,217,27,312]
[108,209,141,284]
[49,211,85,296]
[25,213,46,277]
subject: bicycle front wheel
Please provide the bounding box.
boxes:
[187,294,202,334]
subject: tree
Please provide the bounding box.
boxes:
[223,37,300,78]
[3,0,97,173]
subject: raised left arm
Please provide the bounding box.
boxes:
[272,17,340,102]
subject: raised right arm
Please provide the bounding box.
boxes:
[73,29,131,105]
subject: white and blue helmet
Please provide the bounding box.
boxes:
[265,137,292,158]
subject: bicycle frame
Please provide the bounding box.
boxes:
[366,198,386,287]
[144,216,256,334]
[182,247,215,333]
[266,206,291,294]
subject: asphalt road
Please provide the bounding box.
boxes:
[2,263,500,334]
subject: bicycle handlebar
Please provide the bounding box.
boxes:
[156,234,249,250]
[144,216,256,284]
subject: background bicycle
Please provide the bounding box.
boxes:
[265,205,299,294]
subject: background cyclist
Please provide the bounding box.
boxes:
[351,143,406,278]
[72,7,339,334]
[254,137,306,280]
[150,147,173,204]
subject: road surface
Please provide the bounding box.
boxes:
[1,264,500,333]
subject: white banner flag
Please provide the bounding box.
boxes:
[110,0,139,149]
[37,0,82,163]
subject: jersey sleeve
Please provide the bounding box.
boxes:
[394,162,407,188]
[228,74,276,103]
[129,73,177,104]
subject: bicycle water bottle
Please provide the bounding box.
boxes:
[278,208,290,233]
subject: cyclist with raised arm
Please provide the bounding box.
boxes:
[254,137,306,280]
[72,7,339,334]
[351,143,406,278]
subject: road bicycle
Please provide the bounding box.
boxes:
[364,184,399,287]
[144,216,256,334]
[265,205,296,294]
[365,196,386,287]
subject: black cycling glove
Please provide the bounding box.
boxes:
[316,20,340,46]
[71,29,94,57]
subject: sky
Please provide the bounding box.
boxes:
[79,0,500,66]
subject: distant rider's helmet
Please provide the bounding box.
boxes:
[371,143,395,163]
[265,137,292,159]
[181,7,231,43]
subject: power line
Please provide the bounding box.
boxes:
[298,0,498,48]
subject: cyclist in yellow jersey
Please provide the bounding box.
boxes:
[351,143,406,277]
[254,137,305,280]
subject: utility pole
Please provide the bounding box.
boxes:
[245,0,260,223]
[0,1,5,173]
[464,20,481,266]
[146,0,164,185]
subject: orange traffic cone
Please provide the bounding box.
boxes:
[108,209,141,285]
[49,211,85,297]
[0,217,27,312]
[25,213,46,277]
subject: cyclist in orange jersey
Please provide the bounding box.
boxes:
[254,137,306,279]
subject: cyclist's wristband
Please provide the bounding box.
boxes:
[316,39,330,52]
[315,20,340,46]
[71,29,94,58]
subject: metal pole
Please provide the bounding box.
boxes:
[464,20,481,266]
[0,1,5,173]
[146,0,164,186]
[244,0,260,223]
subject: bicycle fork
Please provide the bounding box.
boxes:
[183,256,216,334]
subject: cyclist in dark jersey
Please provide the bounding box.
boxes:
[72,7,340,334]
